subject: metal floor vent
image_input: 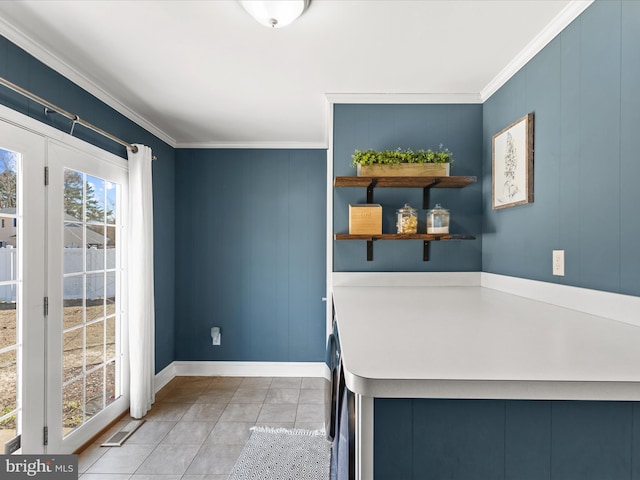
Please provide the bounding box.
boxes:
[101,419,145,447]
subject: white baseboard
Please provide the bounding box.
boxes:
[156,361,330,388]
[481,273,640,328]
[154,362,176,394]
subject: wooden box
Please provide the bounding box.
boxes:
[349,204,382,234]
[356,162,450,177]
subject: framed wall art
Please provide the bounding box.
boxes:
[492,113,534,209]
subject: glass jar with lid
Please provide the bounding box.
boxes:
[426,203,450,234]
[396,203,418,234]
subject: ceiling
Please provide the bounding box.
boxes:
[0,1,590,148]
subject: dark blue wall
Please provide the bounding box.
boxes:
[482,0,640,296]
[174,149,327,362]
[0,35,177,372]
[375,398,640,480]
[3,0,636,380]
[373,3,640,479]
[0,34,328,369]
[333,104,483,271]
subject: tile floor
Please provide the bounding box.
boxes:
[78,376,330,480]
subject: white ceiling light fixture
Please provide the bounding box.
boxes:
[239,0,310,28]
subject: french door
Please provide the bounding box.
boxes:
[46,140,129,453]
[0,115,129,454]
[0,120,46,454]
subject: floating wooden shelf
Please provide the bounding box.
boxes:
[334,175,476,189]
[334,175,476,209]
[334,233,476,261]
[334,175,478,261]
[334,233,476,241]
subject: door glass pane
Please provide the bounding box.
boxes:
[105,361,116,406]
[0,287,16,350]
[106,227,116,269]
[62,379,83,434]
[85,175,105,224]
[0,148,17,212]
[63,277,84,329]
[86,273,105,323]
[0,248,17,282]
[105,316,116,361]
[63,225,83,271]
[0,147,19,451]
[85,320,104,368]
[0,349,17,446]
[85,367,104,419]
[106,181,116,225]
[62,169,121,438]
[106,272,116,317]
[86,272,103,303]
[63,328,83,384]
[86,226,105,254]
[64,169,83,222]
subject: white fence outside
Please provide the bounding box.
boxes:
[0,248,116,302]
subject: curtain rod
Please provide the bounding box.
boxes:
[0,75,141,154]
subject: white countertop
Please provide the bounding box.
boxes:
[332,285,640,400]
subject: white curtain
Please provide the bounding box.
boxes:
[127,144,155,418]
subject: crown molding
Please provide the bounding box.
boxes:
[480,0,594,102]
[325,93,482,104]
[0,17,177,147]
[176,141,328,149]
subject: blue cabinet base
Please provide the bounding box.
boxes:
[375,398,640,480]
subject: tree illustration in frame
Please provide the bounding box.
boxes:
[492,113,534,209]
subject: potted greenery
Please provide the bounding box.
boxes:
[351,145,452,177]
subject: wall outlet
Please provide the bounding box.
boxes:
[211,327,221,346]
[552,250,565,276]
